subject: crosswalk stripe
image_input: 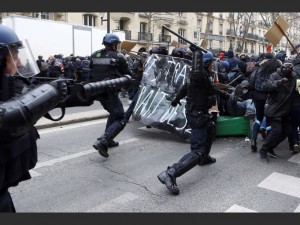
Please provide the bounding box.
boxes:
[34,138,139,170]
[294,204,300,212]
[258,172,300,199]
[288,153,300,164]
[38,119,107,135]
[226,204,257,212]
[29,170,42,177]
[86,192,139,212]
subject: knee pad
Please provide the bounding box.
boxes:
[173,152,203,178]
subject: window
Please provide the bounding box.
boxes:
[140,22,147,33]
[194,31,198,39]
[219,40,223,49]
[179,12,183,16]
[219,23,223,35]
[208,40,212,49]
[32,12,50,20]
[209,21,213,34]
[178,28,186,43]
[119,20,124,30]
[197,19,202,32]
[83,14,96,26]
[229,40,233,49]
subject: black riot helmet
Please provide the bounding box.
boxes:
[0,25,23,60]
[102,33,121,46]
[102,33,121,52]
[0,24,39,77]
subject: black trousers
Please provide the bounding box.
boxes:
[260,116,291,153]
[0,189,16,213]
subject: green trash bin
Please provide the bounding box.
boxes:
[216,116,251,137]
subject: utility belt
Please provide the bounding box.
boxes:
[186,105,211,127]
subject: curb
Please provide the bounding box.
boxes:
[35,105,129,130]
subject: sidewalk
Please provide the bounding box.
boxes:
[35,105,129,130]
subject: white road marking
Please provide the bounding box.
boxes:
[29,170,42,177]
[87,192,139,212]
[294,204,300,212]
[226,204,257,212]
[38,119,107,135]
[258,172,300,199]
[288,153,300,164]
[34,138,139,170]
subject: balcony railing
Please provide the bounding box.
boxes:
[123,30,131,40]
[226,29,235,36]
[177,16,188,25]
[159,34,171,43]
[138,32,153,41]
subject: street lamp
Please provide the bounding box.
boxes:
[100,12,110,34]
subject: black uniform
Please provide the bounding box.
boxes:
[157,49,218,195]
[0,76,39,212]
[90,46,130,158]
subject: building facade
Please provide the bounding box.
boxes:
[1,12,300,55]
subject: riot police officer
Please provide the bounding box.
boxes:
[157,49,218,195]
[0,25,67,212]
[90,33,130,158]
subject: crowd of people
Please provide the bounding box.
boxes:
[1,21,300,211]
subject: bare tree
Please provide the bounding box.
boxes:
[240,13,254,52]
[140,12,175,51]
[201,12,213,48]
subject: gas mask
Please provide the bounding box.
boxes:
[281,63,293,77]
[242,88,248,95]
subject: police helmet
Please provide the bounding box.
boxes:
[0,25,23,60]
[203,51,215,66]
[184,50,193,60]
[102,33,121,46]
[158,44,168,55]
[0,25,40,77]
[172,48,183,58]
[220,60,229,70]
[150,46,159,55]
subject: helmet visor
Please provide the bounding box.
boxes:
[116,42,122,52]
[8,39,40,78]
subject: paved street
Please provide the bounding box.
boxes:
[9,117,300,212]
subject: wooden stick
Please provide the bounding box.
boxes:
[228,74,242,86]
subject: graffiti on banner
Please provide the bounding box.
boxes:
[132,54,192,139]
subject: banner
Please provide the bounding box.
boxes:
[132,54,192,139]
[264,15,289,46]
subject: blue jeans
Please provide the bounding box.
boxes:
[227,95,255,117]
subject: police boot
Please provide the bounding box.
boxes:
[199,155,216,166]
[107,140,119,148]
[157,167,179,195]
[93,138,109,158]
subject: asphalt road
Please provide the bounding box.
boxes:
[9,118,300,212]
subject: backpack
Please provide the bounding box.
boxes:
[245,61,256,76]
[53,58,63,67]
[40,62,49,71]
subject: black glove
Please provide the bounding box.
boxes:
[50,79,68,99]
[171,97,181,107]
